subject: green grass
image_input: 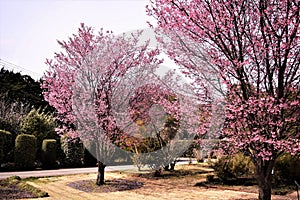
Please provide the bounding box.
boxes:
[18,181,49,197]
[0,176,49,198]
[23,176,61,183]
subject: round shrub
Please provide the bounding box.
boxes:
[273,153,300,184]
[60,136,83,167]
[14,134,37,169]
[213,153,255,182]
[0,130,13,164]
[20,108,56,160]
[41,139,57,169]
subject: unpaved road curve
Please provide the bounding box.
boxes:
[21,172,297,200]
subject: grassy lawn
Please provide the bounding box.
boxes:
[0,176,49,199]
[0,164,298,200]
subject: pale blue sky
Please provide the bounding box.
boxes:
[0,0,153,80]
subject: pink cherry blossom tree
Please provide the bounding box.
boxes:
[147,0,300,199]
[42,24,164,185]
[42,24,203,185]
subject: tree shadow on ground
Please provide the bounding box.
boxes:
[67,179,144,193]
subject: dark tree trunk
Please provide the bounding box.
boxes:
[96,161,106,186]
[255,159,275,200]
[170,162,175,171]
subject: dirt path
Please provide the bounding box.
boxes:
[24,173,158,200]
[21,170,297,200]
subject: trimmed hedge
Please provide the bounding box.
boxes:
[0,130,12,164]
[14,134,37,169]
[20,108,56,161]
[41,139,57,169]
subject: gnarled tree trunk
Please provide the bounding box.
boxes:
[96,161,106,186]
[255,159,275,200]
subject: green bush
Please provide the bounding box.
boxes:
[274,153,300,184]
[20,108,56,158]
[213,153,255,181]
[60,136,83,167]
[0,130,13,164]
[14,134,37,169]
[41,139,57,168]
